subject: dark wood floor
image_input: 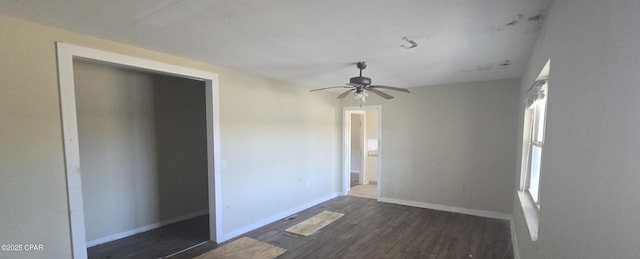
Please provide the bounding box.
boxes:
[174,196,514,259]
[87,214,209,259]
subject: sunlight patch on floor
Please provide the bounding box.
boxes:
[348,183,377,199]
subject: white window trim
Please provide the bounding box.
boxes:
[518,191,539,241]
[519,105,541,241]
[526,100,545,207]
[518,60,549,242]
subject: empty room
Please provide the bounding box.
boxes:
[1,1,639,259]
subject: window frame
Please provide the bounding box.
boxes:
[522,83,547,209]
[519,60,549,242]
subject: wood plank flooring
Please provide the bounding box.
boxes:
[87,214,209,259]
[174,196,513,259]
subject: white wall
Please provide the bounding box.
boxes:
[74,60,208,242]
[0,15,340,258]
[513,1,640,258]
[365,110,379,183]
[219,73,339,234]
[343,79,520,215]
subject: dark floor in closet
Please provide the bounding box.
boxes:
[87,214,209,259]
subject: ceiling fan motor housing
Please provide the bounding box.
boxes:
[350,76,371,86]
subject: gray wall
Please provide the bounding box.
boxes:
[513,1,640,258]
[343,79,520,214]
[74,61,208,242]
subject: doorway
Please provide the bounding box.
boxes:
[350,112,365,188]
[74,59,211,258]
[343,106,382,199]
[56,43,222,259]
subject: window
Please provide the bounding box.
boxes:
[524,91,547,206]
[519,61,549,241]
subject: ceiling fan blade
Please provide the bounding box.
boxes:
[310,86,350,92]
[337,89,355,99]
[367,88,394,100]
[369,85,411,93]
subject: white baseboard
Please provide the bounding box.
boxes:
[378,197,511,220]
[510,218,521,259]
[86,209,209,247]
[218,192,340,242]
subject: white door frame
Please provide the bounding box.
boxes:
[56,42,222,259]
[342,105,382,198]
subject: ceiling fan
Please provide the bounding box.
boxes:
[310,62,411,103]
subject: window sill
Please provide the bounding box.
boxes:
[518,191,539,241]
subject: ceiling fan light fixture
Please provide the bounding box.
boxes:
[354,91,368,103]
[354,91,368,98]
[309,62,410,103]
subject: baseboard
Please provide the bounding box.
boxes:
[218,192,340,242]
[86,209,209,247]
[378,197,511,220]
[510,218,521,259]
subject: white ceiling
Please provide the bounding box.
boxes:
[0,0,550,89]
